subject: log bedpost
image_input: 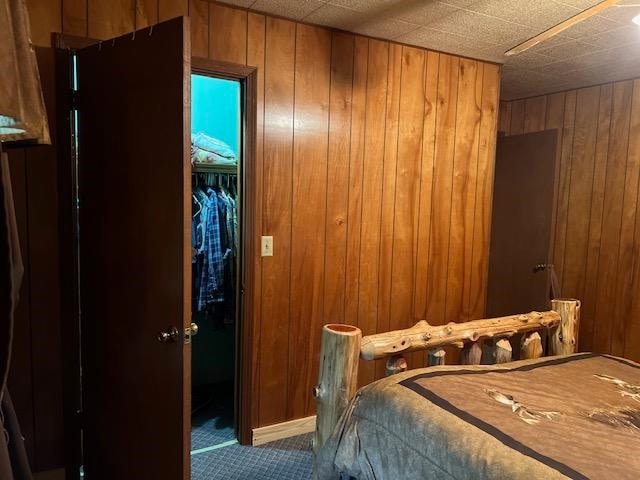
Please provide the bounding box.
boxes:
[550,298,580,355]
[521,332,543,359]
[313,324,362,454]
[428,348,446,366]
[493,339,513,363]
[385,355,408,376]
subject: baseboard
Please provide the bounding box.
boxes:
[252,415,316,446]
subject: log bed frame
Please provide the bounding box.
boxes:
[312,298,581,454]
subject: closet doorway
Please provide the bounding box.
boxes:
[190,69,238,452]
[190,57,257,453]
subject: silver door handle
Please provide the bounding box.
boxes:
[157,326,179,343]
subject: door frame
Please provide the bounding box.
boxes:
[191,57,257,445]
[54,39,258,480]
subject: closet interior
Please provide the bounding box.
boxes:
[190,72,241,450]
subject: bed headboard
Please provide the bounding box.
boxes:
[312,298,580,453]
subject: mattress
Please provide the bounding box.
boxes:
[315,353,640,480]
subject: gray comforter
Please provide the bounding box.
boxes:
[316,353,640,480]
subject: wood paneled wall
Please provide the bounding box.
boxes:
[24,0,500,431]
[499,80,640,363]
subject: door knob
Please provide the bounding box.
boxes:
[157,326,179,343]
[189,322,199,336]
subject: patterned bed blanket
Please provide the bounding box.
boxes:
[315,353,640,480]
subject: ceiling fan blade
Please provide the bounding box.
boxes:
[505,0,621,56]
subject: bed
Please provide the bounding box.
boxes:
[312,299,640,479]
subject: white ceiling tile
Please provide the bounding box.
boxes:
[588,24,640,47]
[215,0,257,7]
[427,10,537,46]
[251,0,326,20]
[598,3,640,23]
[325,0,392,11]
[397,26,496,58]
[469,0,581,30]
[534,38,597,58]
[392,2,460,26]
[303,4,358,29]
[561,13,624,38]
[352,17,420,40]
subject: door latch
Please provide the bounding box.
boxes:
[184,322,199,344]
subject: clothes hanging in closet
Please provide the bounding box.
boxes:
[192,176,237,319]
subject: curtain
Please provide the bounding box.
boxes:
[0,150,31,479]
[0,0,50,144]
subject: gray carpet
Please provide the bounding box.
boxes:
[191,433,313,480]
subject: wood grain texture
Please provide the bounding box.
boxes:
[87,0,134,39]
[62,0,88,36]
[288,23,331,418]
[357,39,388,386]
[135,0,159,28]
[375,42,402,379]
[323,32,353,329]
[259,16,295,426]
[344,36,367,357]
[190,0,209,57]
[210,3,247,63]
[27,0,61,46]
[502,77,640,362]
[246,9,265,433]
[24,2,501,436]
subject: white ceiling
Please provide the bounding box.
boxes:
[217,0,640,100]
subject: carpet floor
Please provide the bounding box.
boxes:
[191,433,313,480]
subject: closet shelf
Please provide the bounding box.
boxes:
[192,163,238,174]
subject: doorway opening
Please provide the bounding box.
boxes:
[190,73,242,453]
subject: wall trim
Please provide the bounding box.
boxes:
[252,415,316,446]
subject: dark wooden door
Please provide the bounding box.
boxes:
[76,17,191,479]
[486,130,558,317]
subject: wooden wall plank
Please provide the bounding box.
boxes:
[581,84,612,352]
[469,63,499,320]
[190,0,209,57]
[159,0,187,20]
[246,8,265,432]
[508,99,525,135]
[62,0,88,36]
[611,80,640,356]
[27,0,62,47]
[344,36,367,344]
[561,87,599,304]
[258,16,295,425]
[552,91,577,287]
[414,51,439,322]
[544,92,566,265]
[375,42,402,378]
[523,96,547,133]
[592,80,633,353]
[426,54,459,324]
[447,58,482,324]
[356,39,388,387]
[88,0,134,39]
[390,46,425,370]
[287,23,331,419]
[135,0,159,29]
[323,31,353,328]
[210,3,248,63]
[498,100,511,133]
